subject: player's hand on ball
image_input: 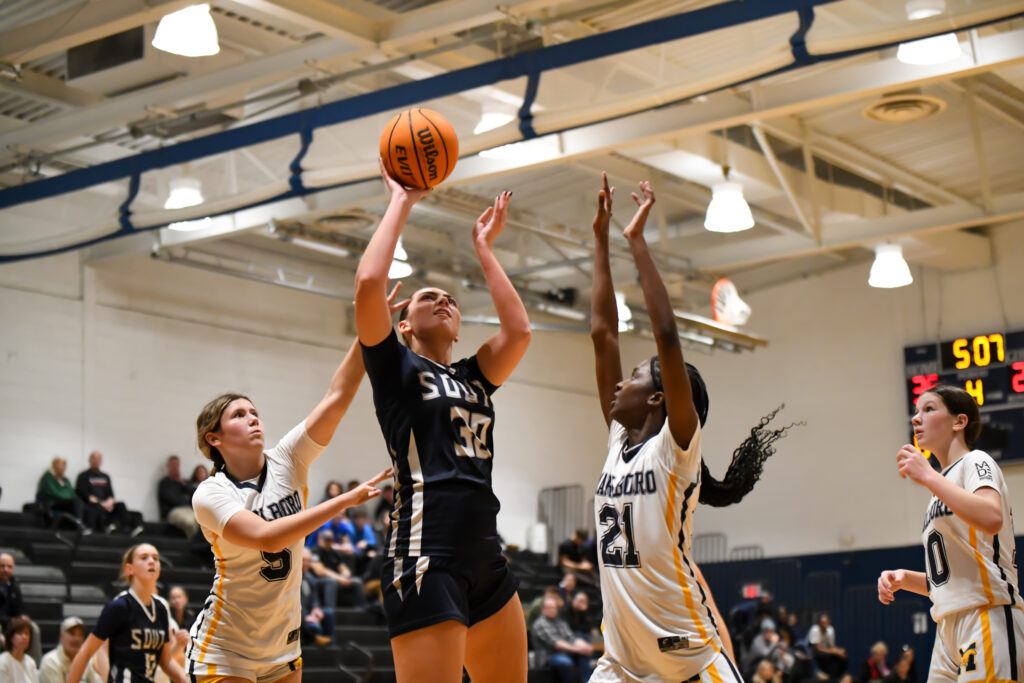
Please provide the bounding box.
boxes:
[379,158,431,203]
[877,569,905,604]
[896,445,933,485]
[473,191,512,250]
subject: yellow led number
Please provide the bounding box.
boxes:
[951,334,1005,369]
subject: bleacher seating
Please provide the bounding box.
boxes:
[0,509,580,682]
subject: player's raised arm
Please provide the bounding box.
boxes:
[473,191,532,386]
[354,161,430,347]
[590,172,623,428]
[623,182,699,449]
[305,284,408,445]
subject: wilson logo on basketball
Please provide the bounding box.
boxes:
[379,109,459,189]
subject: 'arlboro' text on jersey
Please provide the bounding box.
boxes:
[592,420,722,682]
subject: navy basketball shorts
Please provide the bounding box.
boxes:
[381,551,520,638]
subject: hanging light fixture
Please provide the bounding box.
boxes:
[152,4,220,57]
[868,244,914,288]
[704,166,754,233]
[896,0,961,65]
[474,102,516,135]
[388,236,413,279]
[164,177,203,209]
[615,291,632,332]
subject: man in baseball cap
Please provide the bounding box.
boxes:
[38,616,102,683]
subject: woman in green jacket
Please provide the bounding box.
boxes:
[37,457,85,525]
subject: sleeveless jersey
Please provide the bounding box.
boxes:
[93,589,171,683]
[187,422,324,667]
[593,419,721,681]
[362,329,500,558]
[922,450,1020,621]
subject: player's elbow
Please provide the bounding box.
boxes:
[977,513,1002,536]
[353,272,382,303]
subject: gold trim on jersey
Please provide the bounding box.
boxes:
[968,527,997,605]
[197,533,228,666]
[666,472,712,647]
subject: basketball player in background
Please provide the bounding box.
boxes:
[589,174,795,682]
[182,293,399,683]
[353,162,531,682]
[878,385,1023,682]
[67,544,184,683]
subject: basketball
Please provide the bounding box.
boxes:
[379,109,459,190]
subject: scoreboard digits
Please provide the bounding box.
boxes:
[905,330,1024,463]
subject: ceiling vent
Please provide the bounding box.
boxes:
[862,90,946,123]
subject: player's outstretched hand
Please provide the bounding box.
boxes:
[623,181,654,243]
[473,191,512,251]
[877,569,906,605]
[341,468,394,508]
[593,171,614,237]
[386,281,410,316]
[896,445,934,486]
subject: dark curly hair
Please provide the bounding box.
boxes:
[650,356,799,507]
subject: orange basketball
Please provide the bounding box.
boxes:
[379,109,459,190]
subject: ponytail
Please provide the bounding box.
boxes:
[698,405,800,507]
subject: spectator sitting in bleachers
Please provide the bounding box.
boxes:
[300,549,334,647]
[530,594,593,683]
[564,591,594,641]
[884,646,916,683]
[0,617,37,683]
[808,613,848,679]
[186,465,208,499]
[75,451,136,535]
[525,586,563,631]
[743,618,781,677]
[167,586,196,632]
[857,641,890,683]
[305,508,351,550]
[319,480,343,504]
[557,572,577,605]
[346,508,379,578]
[157,456,198,539]
[751,658,782,683]
[0,554,41,666]
[37,457,85,529]
[557,529,596,585]
[309,530,366,607]
[38,617,102,683]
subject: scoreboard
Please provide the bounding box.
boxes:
[904,330,1024,464]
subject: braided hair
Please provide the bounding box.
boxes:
[650,356,799,507]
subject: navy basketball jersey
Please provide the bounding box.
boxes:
[362,329,500,557]
[93,589,171,683]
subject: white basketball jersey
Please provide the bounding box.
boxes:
[593,419,722,682]
[922,450,1020,621]
[187,422,323,670]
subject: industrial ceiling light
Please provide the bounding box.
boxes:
[164,177,203,209]
[896,0,961,65]
[615,291,632,332]
[168,217,212,232]
[389,236,413,279]
[704,166,754,233]
[152,4,220,57]
[473,102,516,135]
[868,244,914,288]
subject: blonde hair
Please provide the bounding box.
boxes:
[118,543,158,584]
[196,393,251,473]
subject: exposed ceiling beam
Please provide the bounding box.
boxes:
[0,71,103,109]
[230,0,379,46]
[0,37,356,158]
[693,191,1024,271]
[0,0,197,63]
